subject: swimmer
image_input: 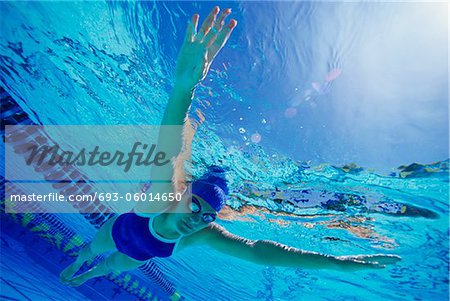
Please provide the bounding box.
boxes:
[60,6,401,297]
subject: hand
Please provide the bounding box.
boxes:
[175,6,237,92]
[336,254,401,271]
[345,254,402,265]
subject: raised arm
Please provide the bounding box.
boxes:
[135,7,237,215]
[179,223,401,271]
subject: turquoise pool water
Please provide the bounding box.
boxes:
[1,1,448,300]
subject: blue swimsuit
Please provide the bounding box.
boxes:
[112,213,179,261]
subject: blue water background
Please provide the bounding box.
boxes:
[0,1,448,301]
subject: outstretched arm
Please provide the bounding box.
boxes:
[135,7,237,215]
[179,223,401,271]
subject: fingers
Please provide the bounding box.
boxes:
[203,8,232,47]
[219,19,238,42]
[214,8,232,33]
[192,14,199,31]
[196,6,220,42]
[369,263,386,269]
[354,259,385,270]
[185,6,237,65]
[350,254,402,266]
[367,254,402,265]
[208,19,237,56]
[184,14,199,43]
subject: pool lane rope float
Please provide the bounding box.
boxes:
[1,88,179,299]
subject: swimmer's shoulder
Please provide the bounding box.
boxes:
[133,210,158,218]
[175,223,227,252]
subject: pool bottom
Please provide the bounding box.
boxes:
[0,214,153,301]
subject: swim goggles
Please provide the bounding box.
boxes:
[191,195,217,223]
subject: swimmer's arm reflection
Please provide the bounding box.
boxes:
[178,223,401,270]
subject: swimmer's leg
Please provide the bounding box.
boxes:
[67,251,145,287]
[60,216,119,284]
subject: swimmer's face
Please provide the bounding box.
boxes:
[175,193,217,236]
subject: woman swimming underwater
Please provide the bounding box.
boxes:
[60,5,400,293]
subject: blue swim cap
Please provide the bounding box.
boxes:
[191,166,229,212]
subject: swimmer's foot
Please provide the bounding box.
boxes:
[67,273,91,287]
[60,263,81,284]
[60,244,97,284]
[67,259,111,287]
[170,291,182,301]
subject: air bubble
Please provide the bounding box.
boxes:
[251,133,261,143]
[284,107,297,118]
